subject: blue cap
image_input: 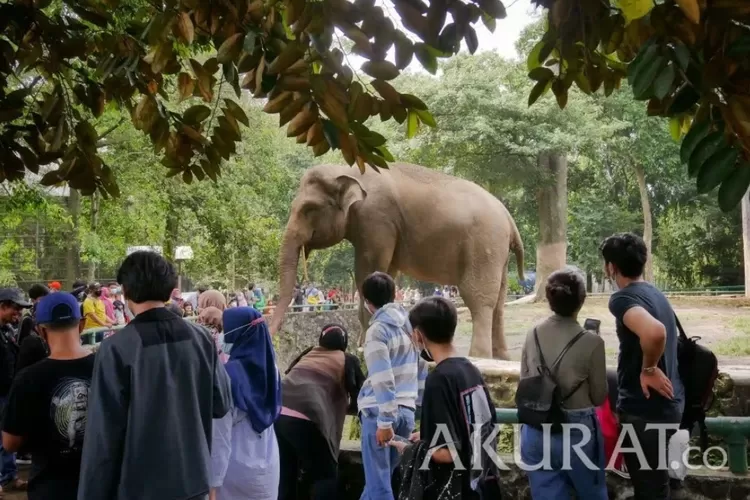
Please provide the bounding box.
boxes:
[35,292,82,326]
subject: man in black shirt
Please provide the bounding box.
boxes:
[78,251,231,500]
[0,287,32,494]
[2,292,94,500]
[601,233,685,500]
[17,284,51,372]
[398,297,501,499]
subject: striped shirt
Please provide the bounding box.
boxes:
[357,303,428,429]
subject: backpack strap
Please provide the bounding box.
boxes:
[533,329,586,376]
[551,330,587,370]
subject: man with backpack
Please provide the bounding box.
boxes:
[600,233,685,500]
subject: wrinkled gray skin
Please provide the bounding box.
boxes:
[269,163,524,360]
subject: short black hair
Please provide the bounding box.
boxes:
[117,251,177,304]
[362,272,395,308]
[408,297,457,344]
[546,267,587,317]
[600,232,647,279]
[28,284,50,300]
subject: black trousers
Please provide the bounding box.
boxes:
[275,415,338,500]
[619,413,678,500]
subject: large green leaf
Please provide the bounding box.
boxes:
[696,146,739,194]
[652,63,675,100]
[406,110,420,138]
[183,105,212,125]
[415,44,438,74]
[632,55,665,100]
[688,132,725,178]
[718,163,750,212]
[680,119,710,164]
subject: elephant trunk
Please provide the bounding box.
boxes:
[269,229,301,335]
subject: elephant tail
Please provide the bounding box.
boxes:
[510,218,525,282]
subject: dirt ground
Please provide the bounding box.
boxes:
[454,296,750,365]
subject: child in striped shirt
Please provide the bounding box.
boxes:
[357,272,427,499]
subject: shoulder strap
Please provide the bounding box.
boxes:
[551,330,587,370]
[532,328,548,369]
[674,314,689,342]
[534,328,586,374]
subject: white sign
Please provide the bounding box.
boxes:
[175,246,194,260]
[126,246,163,256]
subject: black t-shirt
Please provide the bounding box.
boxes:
[420,357,498,500]
[3,355,96,500]
[609,282,684,422]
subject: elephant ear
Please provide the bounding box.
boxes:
[336,175,366,219]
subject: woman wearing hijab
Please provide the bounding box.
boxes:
[211,307,281,500]
[198,289,227,312]
[198,306,228,364]
[100,287,116,323]
[275,324,365,500]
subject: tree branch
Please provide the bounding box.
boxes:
[96,118,126,147]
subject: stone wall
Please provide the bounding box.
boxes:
[337,442,750,500]
[271,310,750,418]
[272,308,362,371]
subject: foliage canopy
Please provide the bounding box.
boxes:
[531,0,750,210]
[0,0,506,195]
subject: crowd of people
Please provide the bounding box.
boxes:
[0,231,697,500]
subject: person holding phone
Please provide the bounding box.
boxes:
[519,267,608,499]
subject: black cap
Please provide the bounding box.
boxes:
[0,288,32,308]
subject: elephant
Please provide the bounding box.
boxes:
[268,162,524,360]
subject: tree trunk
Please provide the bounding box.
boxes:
[633,164,653,282]
[742,190,750,298]
[534,151,568,301]
[65,188,81,288]
[164,185,179,262]
[87,192,99,282]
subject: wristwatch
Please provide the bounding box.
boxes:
[642,366,657,375]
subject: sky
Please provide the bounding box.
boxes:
[471,0,540,60]
[350,0,541,70]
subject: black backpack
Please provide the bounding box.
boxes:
[676,315,718,451]
[516,329,586,433]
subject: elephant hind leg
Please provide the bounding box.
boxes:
[491,270,510,360]
[463,285,500,359]
[467,306,494,359]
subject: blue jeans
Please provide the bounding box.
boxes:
[521,408,607,500]
[0,397,17,485]
[359,406,415,500]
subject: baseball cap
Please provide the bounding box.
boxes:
[48,281,62,291]
[35,292,82,326]
[0,288,32,308]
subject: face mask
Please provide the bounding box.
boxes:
[414,329,434,362]
[607,266,620,292]
[94,290,102,297]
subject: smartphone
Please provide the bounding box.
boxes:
[389,435,410,444]
[583,318,601,335]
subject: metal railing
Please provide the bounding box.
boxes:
[495,408,750,475]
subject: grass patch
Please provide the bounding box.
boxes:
[729,317,750,335]
[714,336,750,356]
